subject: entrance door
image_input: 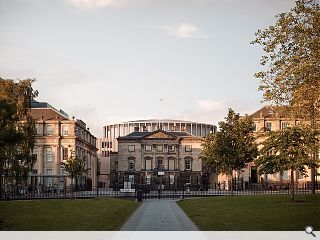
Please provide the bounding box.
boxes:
[251,167,258,183]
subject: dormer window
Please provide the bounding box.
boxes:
[267,110,274,115]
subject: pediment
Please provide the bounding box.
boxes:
[144,130,177,139]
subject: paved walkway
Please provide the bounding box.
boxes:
[121,199,198,231]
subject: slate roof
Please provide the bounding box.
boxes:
[251,105,288,119]
[29,108,69,121]
[118,130,193,140]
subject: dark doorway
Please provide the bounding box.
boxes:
[251,167,258,183]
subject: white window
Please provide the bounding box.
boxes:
[62,125,69,136]
[252,122,257,132]
[168,145,175,152]
[185,145,192,152]
[145,145,152,152]
[45,169,52,176]
[128,145,135,152]
[185,158,192,170]
[46,147,52,162]
[169,159,175,170]
[281,121,289,129]
[265,122,272,131]
[44,169,53,186]
[282,170,288,180]
[145,159,152,170]
[156,145,163,152]
[45,125,53,135]
[129,175,135,184]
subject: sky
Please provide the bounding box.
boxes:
[0,0,296,137]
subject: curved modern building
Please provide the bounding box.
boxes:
[101,119,216,153]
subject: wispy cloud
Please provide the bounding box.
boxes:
[66,0,127,9]
[197,100,224,112]
[159,23,208,39]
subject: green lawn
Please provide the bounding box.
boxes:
[178,194,320,231]
[0,198,140,231]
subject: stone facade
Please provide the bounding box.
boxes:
[111,130,207,190]
[30,101,98,189]
[214,105,320,189]
[250,105,320,186]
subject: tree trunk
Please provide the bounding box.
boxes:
[0,169,3,200]
[311,152,316,194]
[70,177,74,199]
[290,169,295,201]
[230,173,233,196]
[311,116,317,194]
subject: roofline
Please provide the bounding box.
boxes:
[104,119,215,126]
[29,107,70,120]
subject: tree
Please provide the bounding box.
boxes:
[60,151,88,199]
[200,109,258,194]
[0,78,38,198]
[252,0,320,193]
[255,126,319,201]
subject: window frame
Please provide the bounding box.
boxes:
[145,145,152,152]
[168,145,175,152]
[185,158,192,170]
[46,125,53,136]
[46,147,53,162]
[62,125,69,136]
[265,122,272,131]
[128,145,135,152]
[185,145,192,152]
[156,145,163,152]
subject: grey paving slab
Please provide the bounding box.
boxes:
[121,199,198,231]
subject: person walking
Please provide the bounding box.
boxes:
[158,185,162,199]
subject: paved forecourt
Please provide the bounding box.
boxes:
[121,199,198,231]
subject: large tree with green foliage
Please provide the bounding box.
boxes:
[256,126,319,201]
[200,109,258,194]
[60,151,88,199]
[0,78,38,198]
[252,0,320,193]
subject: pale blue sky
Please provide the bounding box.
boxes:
[0,0,295,136]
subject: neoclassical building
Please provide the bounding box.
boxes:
[111,129,207,190]
[250,105,319,186]
[29,101,98,190]
[97,119,216,187]
[213,105,320,190]
[101,119,215,153]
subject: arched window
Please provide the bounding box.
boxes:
[128,157,135,171]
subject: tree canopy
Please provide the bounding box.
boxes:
[201,109,258,192]
[255,126,319,200]
[61,151,88,181]
[0,78,38,188]
[252,0,320,121]
[60,151,88,199]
